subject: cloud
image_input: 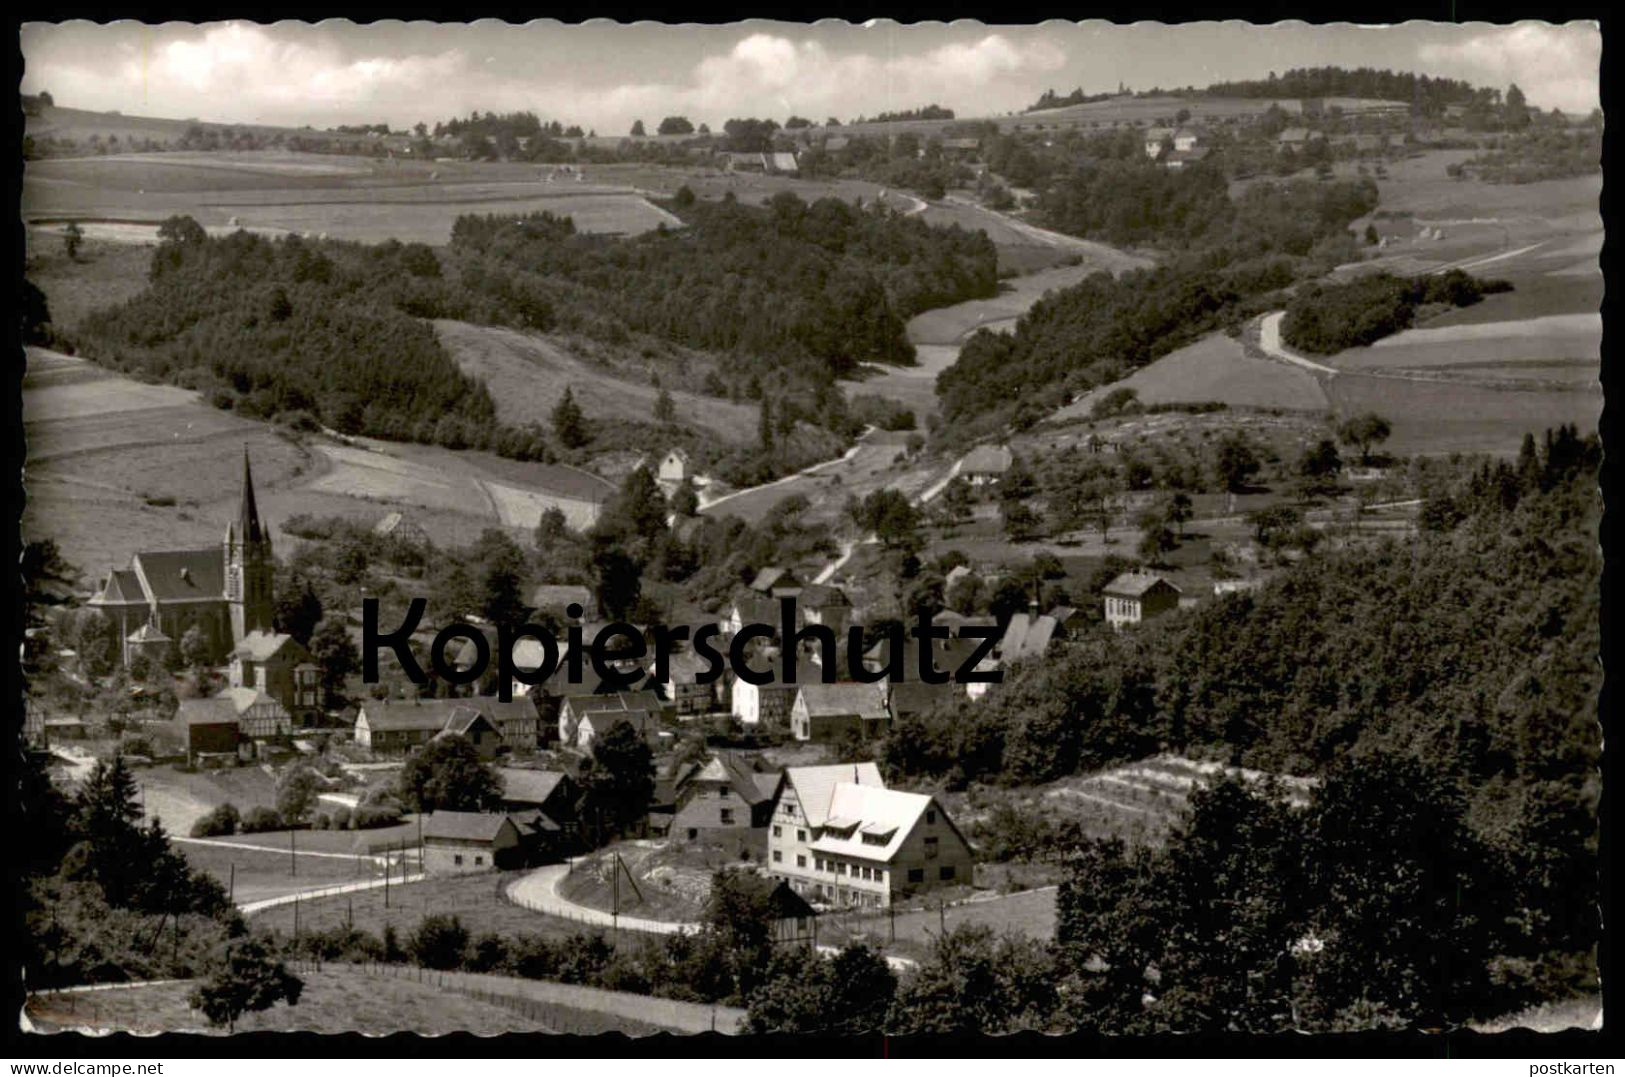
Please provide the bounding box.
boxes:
[1417,22,1600,113]
[600,31,1067,128]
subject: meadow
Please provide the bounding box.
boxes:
[23,966,551,1036]
[1325,373,1601,457]
[434,319,760,444]
[177,839,387,906]
[21,349,615,575]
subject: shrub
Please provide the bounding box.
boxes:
[329,805,352,830]
[239,806,284,833]
[408,914,470,971]
[190,802,241,838]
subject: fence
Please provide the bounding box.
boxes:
[301,960,745,1035]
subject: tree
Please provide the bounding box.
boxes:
[657,116,695,135]
[21,538,74,627]
[988,577,1031,627]
[156,214,208,247]
[1001,499,1041,542]
[308,617,358,702]
[1298,438,1343,492]
[273,574,323,646]
[577,718,655,841]
[1504,83,1530,130]
[396,735,503,813]
[852,489,922,555]
[887,924,1059,1034]
[63,221,83,260]
[189,936,304,1030]
[1137,523,1176,566]
[1165,492,1194,539]
[475,528,530,626]
[669,478,700,517]
[275,765,321,825]
[1214,433,1261,492]
[629,119,646,137]
[552,387,589,449]
[590,544,642,621]
[180,624,212,673]
[21,278,51,344]
[747,942,897,1033]
[1337,412,1391,465]
[408,913,471,970]
[653,388,676,424]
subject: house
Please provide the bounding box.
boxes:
[88,450,274,667]
[574,708,660,751]
[1165,146,1210,169]
[998,611,1059,662]
[529,584,596,618]
[749,567,804,598]
[1046,605,1089,638]
[217,686,295,743]
[557,690,664,746]
[353,698,494,755]
[789,683,891,742]
[1276,128,1323,150]
[723,591,781,638]
[765,764,975,909]
[863,628,997,700]
[433,706,504,759]
[798,584,852,636]
[173,696,246,765]
[656,449,691,488]
[670,753,777,854]
[497,767,579,822]
[939,137,981,159]
[648,648,717,716]
[960,444,1013,486]
[421,811,524,874]
[480,698,543,751]
[229,631,320,727]
[731,674,807,731]
[1143,127,1174,159]
[1103,572,1183,628]
[1171,128,1201,152]
[766,151,799,174]
[373,512,429,550]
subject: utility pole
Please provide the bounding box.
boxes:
[229,862,235,904]
[290,826,297,877]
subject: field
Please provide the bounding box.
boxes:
[23,967,551,1036]
[1325,373,1601,457]
[1054,331,1330,421]
[699,430,944,529]
[25,151,681,244]
[434,319,759,444]
[250,870,607,942]
[21,349,616,575]
[815,886,1060,962]
[177,839,389,906]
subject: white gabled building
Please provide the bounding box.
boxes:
[765,763,976,909]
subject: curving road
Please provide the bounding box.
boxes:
[506,862,703,935]
[1256,312,1339,376]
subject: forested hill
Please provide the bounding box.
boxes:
[449,191,998,383]
[938,174,1378,435]
[1188,66,1485,113]
[888,424,1602,799]
[67,192,996,456]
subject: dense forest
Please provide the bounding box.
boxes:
[938,175,1379,434]
[1192,66,1485,113]
[67,192,994,457]
[449,191,998,385]
[1281,268,1513,354]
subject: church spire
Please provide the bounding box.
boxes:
[238,446,264,545]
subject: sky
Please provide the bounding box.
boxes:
[19,20,1602,134]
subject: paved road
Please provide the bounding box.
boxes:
[239,873,426,916]
[1257,312,1339,376]
[505,862,703,935]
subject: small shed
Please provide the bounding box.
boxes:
[422,811,523,874]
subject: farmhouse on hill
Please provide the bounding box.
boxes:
[766,763,975,909]
[670,753,777,853]
[89,449,276,667]
[960,444,1013,486]
[1103,571,1182,629]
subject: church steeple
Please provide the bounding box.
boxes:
[225,446,273,642]
[236,447,265,545]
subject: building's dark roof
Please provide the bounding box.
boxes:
[499,768,571,805]
[422,811,516,843]
[360,698,465,732]
[749,567,800,594]
[864,631,984,683]
[97,569,144,605]
[132,549,223,603]
[1104,572,1182,598]
[176,697,240,726]
[796,683,889,721]
[439,706,497,738]
[887,679,955,717]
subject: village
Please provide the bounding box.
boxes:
[16,20,1603,1045]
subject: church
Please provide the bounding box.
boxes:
[90,449,279,669]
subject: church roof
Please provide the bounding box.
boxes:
[133,549,223,602]
[234,631,302,663]
[97,569,145,605]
